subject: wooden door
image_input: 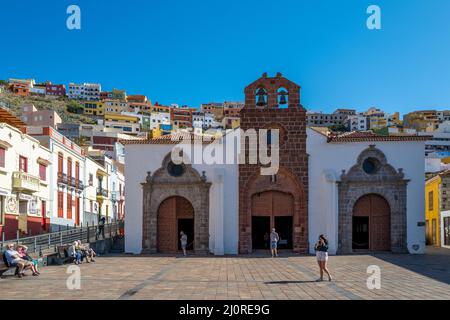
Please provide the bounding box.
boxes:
[353,194,390,251]
[158,197,177,252]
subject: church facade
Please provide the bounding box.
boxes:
[123,73,428,255]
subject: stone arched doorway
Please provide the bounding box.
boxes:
[157,196,194,253]
[240,167,307,253]
[251,191,294,250]
[353,194,391,251]
[141,153,211,254]
[338,145,408,254]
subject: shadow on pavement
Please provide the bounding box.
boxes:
[265,280,320,284]
[372,248,450,285]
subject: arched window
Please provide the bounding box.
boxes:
[167,161,185,177]
[362,157,380,175]
[277,87,289,108]
[256,87,267,107]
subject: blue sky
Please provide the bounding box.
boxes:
[1,0,450,114]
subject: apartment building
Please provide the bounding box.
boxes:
[45,82,66,97]
[68,83,101,101]
[103,99,128,113]
[28,127,86,230]
[306,109,353,127]
[127,95,152,114]
[20,104,62,128]
[223,102,243,118]
[404,110,439,132]
[8,78,35,97]
[346,114,368,131]
[200,102,224,119]
[103,113,140,135]
[171,106,194,129]
[109,161,125,221]
[86,151,113,222]
[150,111,171,130]
[0,123,52,240]
[121,110,151,131]
[29,83,47,96]
[83,101,104,116]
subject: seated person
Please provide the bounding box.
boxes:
[77,240,96,263]
[4,243,37,278]
[68,241,82,265]
[17,244,40,274]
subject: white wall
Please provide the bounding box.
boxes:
[124,137,239,255]
[307,128,426,254]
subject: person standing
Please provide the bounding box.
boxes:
[180,231,188,256]
[314,234,332,282]
[270,228,279,257]
[97,217,106,239]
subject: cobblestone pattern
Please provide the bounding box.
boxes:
[0,251,449,300]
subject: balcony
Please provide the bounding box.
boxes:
[96,188,108,199]
[111,191,118,201]
[12,171,40,193]
[57,172,68,185]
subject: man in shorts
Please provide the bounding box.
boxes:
[270,228,280,258]
[4,243,34,278]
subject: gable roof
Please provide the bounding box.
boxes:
[120,131,216,145]
[309,127,431,143]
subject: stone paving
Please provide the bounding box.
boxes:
[0,249,449,300]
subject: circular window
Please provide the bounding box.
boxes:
[362,158,378,175]
[168,162,185,177]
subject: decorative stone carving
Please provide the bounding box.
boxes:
[337,146,408,254]
[141,153,211,254]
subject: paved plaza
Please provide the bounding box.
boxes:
[1,249,449,300]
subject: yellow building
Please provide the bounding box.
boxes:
[104,113,140,135]
[84,101,104,116]
[368,115,387,130]
[425,175,441,246]
[103,99,128,114]
[404,110,439,132]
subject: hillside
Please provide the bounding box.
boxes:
[0,87,96,125]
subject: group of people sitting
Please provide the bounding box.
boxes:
[3,243,40,278]
[2,239,97,279]
[68,240,97,265]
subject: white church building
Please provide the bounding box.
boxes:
[123,74,428,256]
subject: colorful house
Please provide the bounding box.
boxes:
[83,101,104,116]
[425,175,441,246]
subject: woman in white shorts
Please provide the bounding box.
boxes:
[314,234,332,282]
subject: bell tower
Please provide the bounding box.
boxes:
[239,72,309,254]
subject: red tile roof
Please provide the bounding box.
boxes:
[120,131,216,145]
[309,127,431,143]
[0,107,26,131]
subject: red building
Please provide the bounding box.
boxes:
[9,82,29,96]
[239,73,308,254]
[171,106,194,128]
[45,82,66,97]
[100,91,112,100]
